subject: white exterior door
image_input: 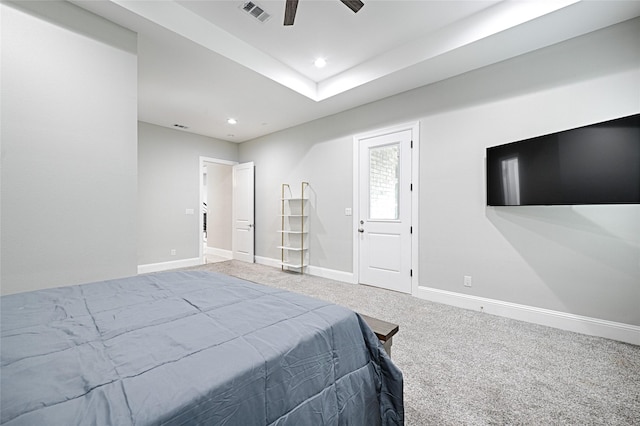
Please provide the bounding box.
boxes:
[358,130,412,293]
[232,162,254,263]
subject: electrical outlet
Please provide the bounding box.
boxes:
[464,275,472,287]
[171,249,177,256]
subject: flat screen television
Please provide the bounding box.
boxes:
[486,113,640,206]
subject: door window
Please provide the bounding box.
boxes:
[369,144,400,220]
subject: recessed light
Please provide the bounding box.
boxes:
[314,57,327,68]
[227,118,238,125]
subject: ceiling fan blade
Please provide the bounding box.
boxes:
[340,0,364,13]
[284,0,298,25]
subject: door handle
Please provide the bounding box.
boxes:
[358,228,364,233]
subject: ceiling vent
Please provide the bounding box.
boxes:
[240,1,271,23]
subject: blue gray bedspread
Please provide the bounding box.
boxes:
[1,270,403,425]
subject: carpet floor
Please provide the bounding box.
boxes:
[187,260,640,425]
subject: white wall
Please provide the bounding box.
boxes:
[240,18,640,328]
[1,1,138,294]
[420,74,640,326]
[137,122,238,268]
[2,1,636,338]
[239,122,354,272]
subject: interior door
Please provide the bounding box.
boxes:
[232,162,255,263]
[358,130,412,293]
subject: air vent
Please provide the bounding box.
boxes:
[240,1,271,23]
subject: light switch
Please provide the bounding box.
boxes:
[345,208,352,216]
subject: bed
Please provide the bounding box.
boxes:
[1,270,403,425]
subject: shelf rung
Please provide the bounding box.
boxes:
[281,262,308,268]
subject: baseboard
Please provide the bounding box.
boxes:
[255,256,281,268]
[255,256,355,284]
[415,286,640,346]
[205,247,232,259]
[138,257,203,274]
[307,264,355,284]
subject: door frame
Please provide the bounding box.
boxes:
[352,122,420,294]
[199,156,238,264]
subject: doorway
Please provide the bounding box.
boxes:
[201,159,234,263]
[198,157,255,265]
[353,123,419,294]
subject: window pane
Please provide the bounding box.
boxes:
[369,144,399,220]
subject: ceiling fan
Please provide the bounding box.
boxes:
[284,0,364,26]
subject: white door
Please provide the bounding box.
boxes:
[232,162,254,263]
[358,130,412,293]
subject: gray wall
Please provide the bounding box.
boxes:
[138,122,238,266]
[239,122,354,272]
[240,18,640,326]
[206,162,233,252]
[1,1,138,294]
[2,1,637,327]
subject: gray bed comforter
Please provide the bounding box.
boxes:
[1,270,403,425]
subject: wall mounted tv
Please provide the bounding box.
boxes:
[486,113,640,206]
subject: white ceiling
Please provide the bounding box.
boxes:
[72,0,640,142]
